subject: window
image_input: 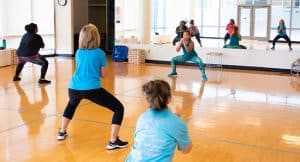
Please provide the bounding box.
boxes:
[152,0,192,35]
[151,0,239,38]
[152,0,167,35]
[5,0,32,36]
[239,0,269,4]
[0,0,54,55]
[296,0,300,7]
[220,0,238,37]
[115,0,300,42]
[291,0,300,40]
[0,0,3,37]
[115,0,139,38]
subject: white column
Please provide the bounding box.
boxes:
[137,0,151,44]
[55,0,74,55]
[189,0,196,20]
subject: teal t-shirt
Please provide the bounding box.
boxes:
[126,109,191,162]
[277,25,287,37]
[69,48,106,90]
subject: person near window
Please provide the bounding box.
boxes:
[224,19,236,45]
[188,19,203,47]
[172,20,188,46]
[271,19,292,51]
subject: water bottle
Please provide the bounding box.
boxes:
[2,39,6,49]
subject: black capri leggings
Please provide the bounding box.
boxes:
[224,33,231,43]
[272,35,292,47]
[63,88,124,125]
[15,54,48,79]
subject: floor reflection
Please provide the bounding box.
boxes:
[0,57,299,161]
[170,77,205,121]
[14,83,49,135]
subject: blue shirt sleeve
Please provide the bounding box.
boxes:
[172,117,191,150]
[98,49,107,68]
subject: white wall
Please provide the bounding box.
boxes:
[55,0,74,55]
[124,44,299,70]
[73,0,88,34]
[137,0,151,44]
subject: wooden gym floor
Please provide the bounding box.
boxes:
[0,57,300,162]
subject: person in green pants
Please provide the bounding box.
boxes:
[168,31,207,81]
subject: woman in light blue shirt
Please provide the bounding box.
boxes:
[126,80,192,162]
[271,19,292,50]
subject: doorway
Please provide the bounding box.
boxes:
[237,5,271,41]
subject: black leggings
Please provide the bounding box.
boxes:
[172,36,181,46]
[172,32,184,46]
[224,33,231,43]
[192,33,202,45]
[272,35,292,47]
[63,88,124,125]
[15,55,48,79]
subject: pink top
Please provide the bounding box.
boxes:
[226,24,236,35]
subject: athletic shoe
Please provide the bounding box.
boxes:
[39,79,51,84]
[13,76,21,81]
[57,131,67,140]
[202,74,208,81]
[168,72,178,77]
[289,47,293,51]
[106,137,128,150]
[271,47,275,50]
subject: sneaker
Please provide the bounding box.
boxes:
[289,47,293,51]
[13,76,21,81]
[202,74,208,81]
[39,79,51,84]
[168,72,178,77]
[106,137,128,150]
[271,47,275,50]
[57,131,67,140]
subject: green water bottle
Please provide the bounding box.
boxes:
[2,39,6,49]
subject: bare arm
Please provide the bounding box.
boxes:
[180,143,193,154]
[182,40,194,53]
[101,67,107,78]
[176,39,183,52]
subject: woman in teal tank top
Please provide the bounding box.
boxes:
[168,31,207,81]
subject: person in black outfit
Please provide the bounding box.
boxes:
[13,23,51,84]
[172,20,188,46]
